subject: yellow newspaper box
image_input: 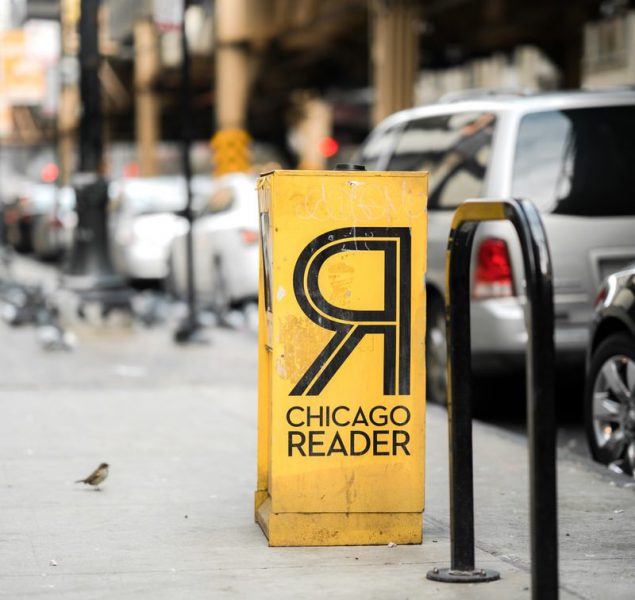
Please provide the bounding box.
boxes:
[255,169,427,546]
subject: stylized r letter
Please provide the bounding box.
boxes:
[290,227,411,396]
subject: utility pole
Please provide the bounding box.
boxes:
[212,0,251,176]
[371,0,419,125]
[58,0,80,186]
[78,0,102,173]
[65,0,130,311]
[134,18,160,176]
[174,0,206,343]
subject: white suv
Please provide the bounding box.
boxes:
[356,89,635,403]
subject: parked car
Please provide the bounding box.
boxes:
[108,176,213,281]
[168,172,259,315]
[31,186,76,260]
[4,182,70,254]
[0,145,57,209]
[356,89,635,403]
[585,265,635,476]
[1,146,59,250]
[3,189,33,252]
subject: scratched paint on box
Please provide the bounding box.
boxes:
[256,170,427,545]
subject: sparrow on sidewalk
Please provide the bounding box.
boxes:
[75,463,109,489]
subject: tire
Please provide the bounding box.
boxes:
[426,293,448,405]
[17,221,33,253]
[584,332,635,475]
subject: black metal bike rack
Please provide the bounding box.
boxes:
[426,199,558,600]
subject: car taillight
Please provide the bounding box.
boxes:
[240,229,259,245]
[472,238,514,299]
[41,162,59,183]
[594,285,608,308]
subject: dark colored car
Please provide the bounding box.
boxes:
[585,265,635,476]
[4,182,66,254]
[1,146,58,250]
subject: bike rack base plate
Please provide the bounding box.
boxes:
[426,567,500,583]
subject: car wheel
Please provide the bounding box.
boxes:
[585,332,635,476]
[426,293,447,405]
[210,256,231,320]
[18,221,32,253]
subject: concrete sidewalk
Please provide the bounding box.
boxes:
[0,317,634,599]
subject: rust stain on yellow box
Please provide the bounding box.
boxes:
[255,170,428,546]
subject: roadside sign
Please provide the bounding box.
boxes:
[0,29,46,106]
[24,20,60,64]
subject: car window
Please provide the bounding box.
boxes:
[386,112,495,209]
[357,125,401,170]
[512,105,635,216]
